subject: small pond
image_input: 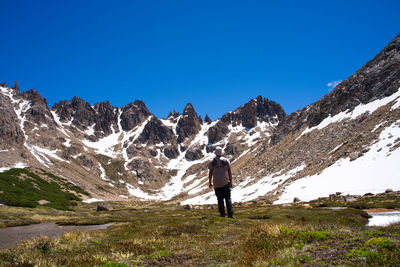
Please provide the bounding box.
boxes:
[0,222,112,249]
[367,211,400,227]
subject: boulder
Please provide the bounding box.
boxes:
[97,203,113,212]
[163,146,180,159]
[37,200,51,206]
[293,197,300,203]
[185,146,204,161]
[183,204,192,210]
[385,188,394,193]
[344,196,357,202]
[349,152,360,161]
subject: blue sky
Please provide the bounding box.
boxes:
[1,0,399,120]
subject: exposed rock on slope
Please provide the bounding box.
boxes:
[272,33,400,144]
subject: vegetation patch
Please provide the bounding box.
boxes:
[0,168,88,210]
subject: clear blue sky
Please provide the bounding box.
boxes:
[1,0,399,120]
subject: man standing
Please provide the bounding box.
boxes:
[208,147,233,218]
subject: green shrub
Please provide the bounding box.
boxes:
[0,168,87,210]
[104,262,128,267]
[367,230,384,237]
[346,248,381,261]
[297,231,333,242]
[365,237,393,250]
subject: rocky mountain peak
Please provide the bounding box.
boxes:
[176,103,201,143]
[220,96,286,128]
[12,80,20,90]
[52,97,96,130]
[204,114,212,124]
[120,100,152,131]
[21,89,55,126]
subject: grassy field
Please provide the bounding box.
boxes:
[0,200,399,266]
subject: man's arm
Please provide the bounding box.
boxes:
[208,169,213,189]
[228,166,233,188]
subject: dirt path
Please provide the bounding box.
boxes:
[0,222,112,249]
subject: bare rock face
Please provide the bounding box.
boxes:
[53,96,97,130]
[206,96,286,144]
[272,33,400,144]
[136,117,175,145]
[22,89,56,127]
[185,146,204,161]
[120,100,151,131]
[163,146,180,159]
[92,101,119,135]
[176,103,201,143]
[0,91,25,148]
[221,96,286,128]
[207,121,230,144]
[204,114,212,124]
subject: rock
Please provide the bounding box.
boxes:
[364,192,374,196]
[163,146,180,159]
[209,205,214,209]
[385,188,394,193]
[120,100,152,131]
[329,194,336,198]
[220,96,286,129]
[183,204,192,210]
[37,200,51,206]
[271,34,400,145]
[344,196,357,202]
[97,203,113,212]
[349,152,360,161]
[224,143,238,156]
[204,114,212,124]
[136,117,175,145]
[207,121,230,144]
[293,197,300,203]
[185,146,204,161]
[336,192,342,196]
[176,103,201,143]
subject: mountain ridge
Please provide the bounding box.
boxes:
[1,33,400,205]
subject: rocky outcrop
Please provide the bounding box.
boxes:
[176,103,201,143]
[52,96,96,130]
[185,145,204,161]
[120,100,152,131]
[272,33,400,144]
[0,89,25,148]
[163,146,180,159]
[22,89,55,126]
[221,96,286,128]
[206,96,285,144]
[204,114,212,124]
[92,101,119,135]
[207,121,230,144]
[136,117,175,145]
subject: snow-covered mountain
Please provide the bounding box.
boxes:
[1,33,400,204]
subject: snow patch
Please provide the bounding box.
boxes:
[276,120,400,204]
[0,162,27,173]
[82,198,104,203]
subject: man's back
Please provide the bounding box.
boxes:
[208,156,231,188]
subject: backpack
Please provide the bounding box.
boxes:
[212,157,228,168]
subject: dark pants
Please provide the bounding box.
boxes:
[214,183,233,218]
